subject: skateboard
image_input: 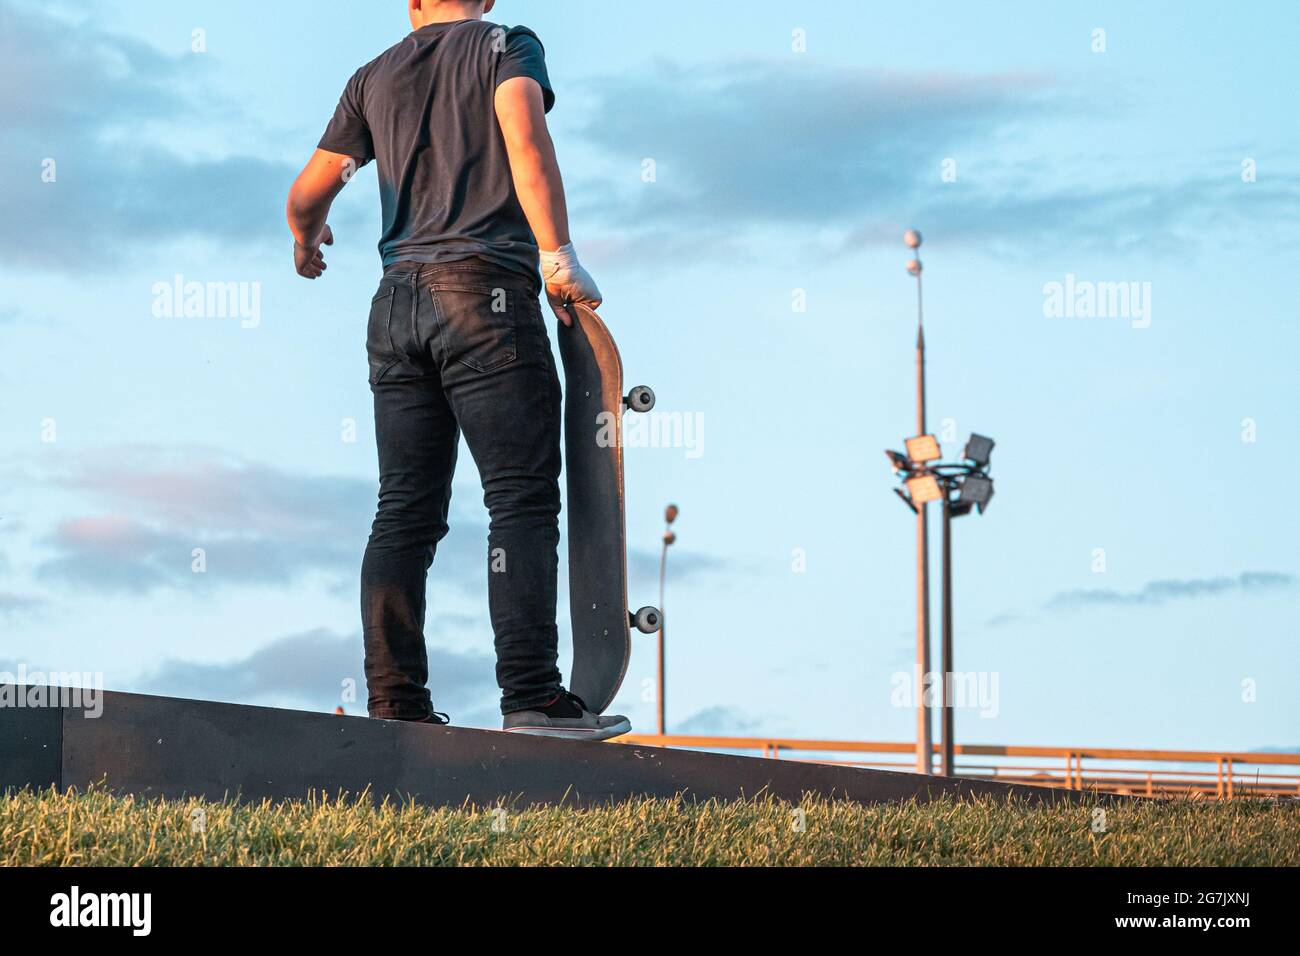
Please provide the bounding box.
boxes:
[558,303,661,715]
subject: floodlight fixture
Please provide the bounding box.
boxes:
[906,474,943,506]
[958,475,995,513]
[885,449,911,474]
[905,434,942,464]
[963,434,995,469]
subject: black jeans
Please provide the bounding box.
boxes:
[361,260,563,719]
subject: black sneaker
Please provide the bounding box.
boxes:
[390,711,449,725]
[503,691,631,741]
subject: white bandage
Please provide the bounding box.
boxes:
[539,243,581,282]
[539,243,602,305]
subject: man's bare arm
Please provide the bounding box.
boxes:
[495,76,600,323]
[286,149,358,279]
[495,77,569,250]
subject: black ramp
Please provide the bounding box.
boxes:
[40,690,1090,807]
[0,686,62,793]
[63,693,420,803]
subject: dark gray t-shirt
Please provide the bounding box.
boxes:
[318,19,554,282]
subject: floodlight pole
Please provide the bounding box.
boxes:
[658,540,668,736]
[889,449,992,779]
[940,490,955,777]
[658,505,678,736]
[907,231,934,775]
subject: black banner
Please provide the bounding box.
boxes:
[0,866,1278,940]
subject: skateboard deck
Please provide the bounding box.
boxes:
[559,303,659,714]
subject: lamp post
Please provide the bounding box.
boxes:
[904,228,933,775]
[658,504,678,736]
[887,433,995,778]
[940,490,955,777]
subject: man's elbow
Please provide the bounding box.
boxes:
[286,184,323,226]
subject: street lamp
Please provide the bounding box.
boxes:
[886,434,996,777]
[657,504,678,736]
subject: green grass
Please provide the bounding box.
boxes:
[2,786,1296,866]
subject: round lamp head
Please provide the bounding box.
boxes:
[904,229,922,249]
[664,504,679,525]
[906,259,923,276]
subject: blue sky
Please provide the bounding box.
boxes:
[1,0,1296,751]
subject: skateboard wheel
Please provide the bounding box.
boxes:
[632,606,662,634]
[625,386,655,413]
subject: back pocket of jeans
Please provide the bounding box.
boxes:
[367,286,398,384]
[429,284,517,373]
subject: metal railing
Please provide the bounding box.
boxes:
[618,735,1300,799]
